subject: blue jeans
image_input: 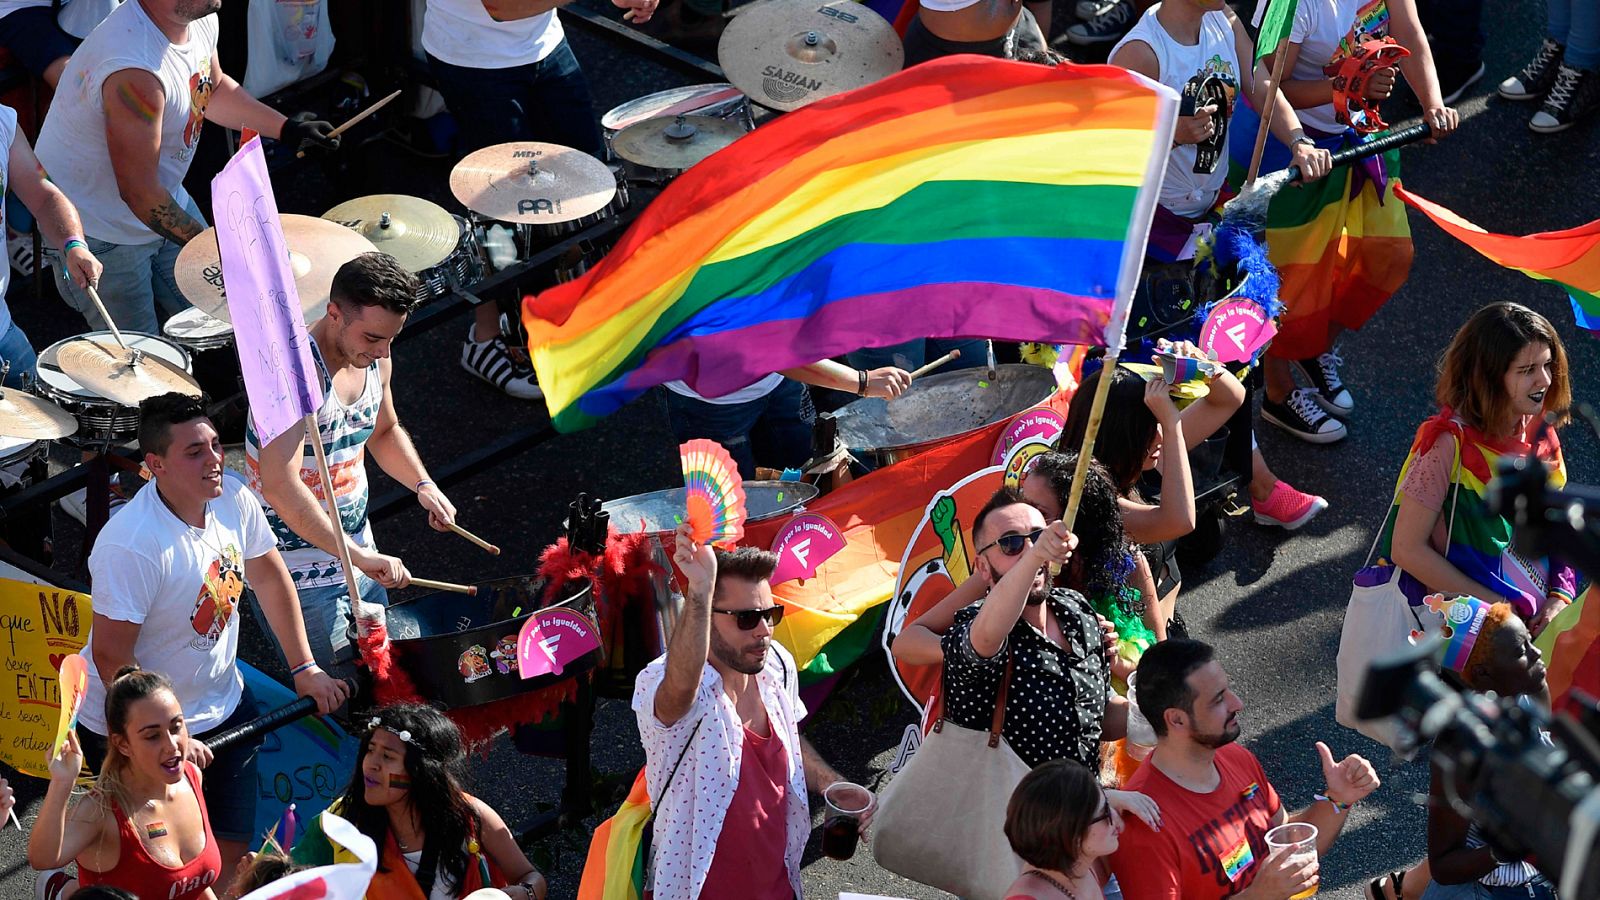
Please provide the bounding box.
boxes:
[1550,0,1600,69]
[46,193,205,335]
[427,42,603,157]
[1421,875,1557,900]
[664,378,815,479]
[0,318,37,388]
[847,338,989,374]
[248,574,389,685]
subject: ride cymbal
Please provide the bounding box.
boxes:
[322,195,459,273]
[54,338,202,407]
[0,390,76,440]
[612,115,749,171]
[718,0,903,112]
[449,142,616,225]
[175,215,381,325]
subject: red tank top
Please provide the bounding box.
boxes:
[699,724,793,900]
[79,761,222,900]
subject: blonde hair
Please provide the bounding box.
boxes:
[92,666,181,816]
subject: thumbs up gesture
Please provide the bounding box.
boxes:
[1317,741,1379,806]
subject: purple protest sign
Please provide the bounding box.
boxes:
[770,513,847,584]
[210,137,323,447]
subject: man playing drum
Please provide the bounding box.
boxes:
[245,252,460,683]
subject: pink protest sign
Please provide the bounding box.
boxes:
[1199,299,1278,364]
[517,607,602,679]
[770,513,846,584]
[990,408,1065,467]
[210,137,324,447]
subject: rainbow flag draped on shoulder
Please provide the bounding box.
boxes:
[524,57,1178,431]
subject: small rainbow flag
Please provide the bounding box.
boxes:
[524,57,1176,431]
[1398,187,1600,332]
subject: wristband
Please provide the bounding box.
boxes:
[289,660,318,677]
[416,479,435,492]
[856,369,868,396]
[1314,792,1352,812]
[62,238,86,253]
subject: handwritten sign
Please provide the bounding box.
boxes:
[770,513,846,584]
[0,576,92,778]
[518,608,602,679]
[242,662,358,840]
[1199,299,1277,364]
[53,655,87,758]
[211,137,324,447]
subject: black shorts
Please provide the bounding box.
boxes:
[0,6,78,80]
[1144,539,1183,598]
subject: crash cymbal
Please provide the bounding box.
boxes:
[612,115,749,171]
[0,389,76,440]
[322,194,459,273]
[718,0,903,112]
[175,215,381,325]
[449,142,617,225]
[55,338,202,407]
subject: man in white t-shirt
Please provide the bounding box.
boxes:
[75,391,349,888]
[36,0,337,335]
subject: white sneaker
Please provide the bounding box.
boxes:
[8,233,36,277]
[461,325,543,401]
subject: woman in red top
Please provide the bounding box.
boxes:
[28,667,222,900]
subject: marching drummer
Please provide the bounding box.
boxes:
[36,0,338,335]
[245,252,459,682]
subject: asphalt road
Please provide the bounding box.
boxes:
[1,0,1598,897]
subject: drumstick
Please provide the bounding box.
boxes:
[296,90,402,158]
[7,808,19,831]
[447,521,501,556]
[83,285,128,350]
[909,349,961,379]
[409,577,478,596]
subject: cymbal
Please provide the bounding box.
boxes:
[54,338,202,407]
[175,215,381,325]
[0,390,76,440]
[612,115,749,171]
[449,142,616,225]
[718,0,903,112]
[322,195,459,273]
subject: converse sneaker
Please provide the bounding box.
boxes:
[1074,0,1118,20]
[1529,63,1600,133]
[1253,479,1329,530]
[1292,350,1354,415]
[1261,389,1349,443]
[1499,38,1565,101]
[461,325,543,400]
[1066,0,1133,45]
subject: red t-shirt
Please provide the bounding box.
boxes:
[1109,744,1282,900]
[698,724,793,899]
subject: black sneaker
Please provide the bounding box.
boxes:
[1261,389,1349,444]
[1530,64,1600,133]
[1291,350,1354,415]
[1499,38,1565,101]
[1438,60,1486,105]
[1066,0,1133,45]
[461,325,543,400]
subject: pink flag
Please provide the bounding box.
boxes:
[210,137,323,447]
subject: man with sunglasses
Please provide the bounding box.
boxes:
[941,486,1131,772]
[632,522,861,900]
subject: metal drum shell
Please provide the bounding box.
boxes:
[603,480,819,540]
[601,83,755,183]
[33,332,193,448]
[414,215,487,303]
[520,166,631,242]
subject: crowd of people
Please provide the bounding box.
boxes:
[0,0,1583,896]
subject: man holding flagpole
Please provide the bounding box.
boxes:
[245,252,459,682]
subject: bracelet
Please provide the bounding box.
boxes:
[62,238,86,253]
[416,479,435,492]
[289,660,318,676]
[1314,792,1352,812]
[856,369,868,396]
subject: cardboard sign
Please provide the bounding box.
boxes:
[1199,299,1277,364]
[990,407,1064,467]
[0,576,92,778]
[518,607,602,679]
[770,513,846,584]
[243,662,359,841]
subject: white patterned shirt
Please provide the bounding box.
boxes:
[631,643,809,900]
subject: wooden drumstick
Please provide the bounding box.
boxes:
[909,349,961,379]
[447,521,500,556]
[296,90,402,158]
[83,285,128,350]
[409,577,478,596]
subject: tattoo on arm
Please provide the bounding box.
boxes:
[144,196,205,245]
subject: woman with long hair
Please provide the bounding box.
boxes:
[28,667,222,900]
[291,703,547,900]
[1385,302,1576,635]
[1003,759,1125,900]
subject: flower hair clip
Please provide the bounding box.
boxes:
[368,717,416,745]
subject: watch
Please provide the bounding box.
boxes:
[1291,135,1317,149]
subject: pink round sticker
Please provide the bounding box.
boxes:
[1200,300,1278,364]
[991,408,1065,467]
[770,513,847,584]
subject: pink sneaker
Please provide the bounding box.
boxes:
[1253,480,1328,530]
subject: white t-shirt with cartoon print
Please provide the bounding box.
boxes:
[1290,0,1392,133]
[79,476,276,735]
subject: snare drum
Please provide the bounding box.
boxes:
[416,215,488,302]
[35,332,193,448]
[164,308,244,438]
[602,84,756,176]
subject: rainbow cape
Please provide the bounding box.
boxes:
[1399,186,1600,332]
[524,57,1177,431]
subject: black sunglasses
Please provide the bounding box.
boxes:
[976,527,1046,558]
[712,606,785,631]
[1090,803,1114,826]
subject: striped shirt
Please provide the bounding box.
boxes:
[244,338,380,588]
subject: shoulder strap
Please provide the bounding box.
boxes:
[659,718,704,799]
[987,655,1015,749]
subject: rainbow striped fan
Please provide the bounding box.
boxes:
[679,439,747,547]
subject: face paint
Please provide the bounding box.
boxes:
[146,821,168,840]
[389,773,412,791]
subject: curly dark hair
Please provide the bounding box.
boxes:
[338,703,478,893]
[1026,451,1134,602]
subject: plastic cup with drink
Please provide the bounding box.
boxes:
[1265,821,1320,899]
[821,782,875,861]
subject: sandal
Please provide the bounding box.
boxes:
[1366,870,1405,900]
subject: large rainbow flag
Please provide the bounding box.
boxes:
[524,57,1177,431]
[1399,187,1600,332]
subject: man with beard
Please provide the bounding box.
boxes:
[1110,639,1381,899]
[632,522,859,900]
[36,0,337,333]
